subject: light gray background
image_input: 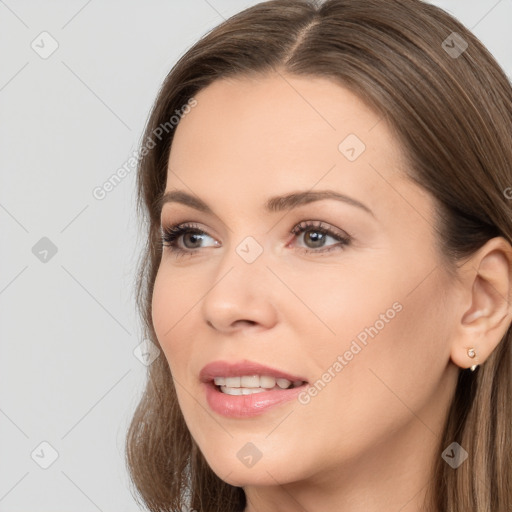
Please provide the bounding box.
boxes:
[1,1,510,510]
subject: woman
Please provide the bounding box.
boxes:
[125,0,512,510]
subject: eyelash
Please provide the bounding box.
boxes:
[160,220,351,258]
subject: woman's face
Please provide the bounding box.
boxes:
[151,73,461,489]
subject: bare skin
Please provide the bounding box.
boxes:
[151,72,512,512]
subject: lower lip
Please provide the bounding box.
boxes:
[203,381,307,418]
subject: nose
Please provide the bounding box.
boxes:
[200,242,279,334]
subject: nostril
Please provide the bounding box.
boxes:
[234,319,257,327]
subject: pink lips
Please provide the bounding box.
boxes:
[200,359,308,418]
[199,359,307,383]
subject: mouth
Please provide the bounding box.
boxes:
[200,360,309,417]
[212,375,306,395]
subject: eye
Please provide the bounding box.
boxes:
[289,220,351,254]
[160,222,218,257]
[160,220,351,258]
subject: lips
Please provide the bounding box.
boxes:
[199,360,309,418]
[199,360,307,384]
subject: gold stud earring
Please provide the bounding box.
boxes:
[467,348,478,371]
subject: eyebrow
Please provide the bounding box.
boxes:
[158,189,374,217]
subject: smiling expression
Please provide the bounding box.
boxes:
[150,72,459,488]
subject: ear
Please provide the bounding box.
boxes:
[450,236,512,370]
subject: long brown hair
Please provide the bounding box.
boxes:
[125,1,512,510]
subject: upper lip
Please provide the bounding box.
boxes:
[199,360,307,383]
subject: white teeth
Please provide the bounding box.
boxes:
[220,386,267,396]
[240,375,260,387]
[225,376,241,387]
[276,378,292,389]
[213,375,304,393]
[213,375,281,389]
[259,375,276,389]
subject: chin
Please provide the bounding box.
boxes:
[199,443,308,487]
[209,462,294,487]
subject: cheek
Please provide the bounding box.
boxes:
[287,258,404,364]
[151,268,204,430]
[297,259,446,399]
[151,270,171,349]
[151,268,194,374]
[307,267,452,441]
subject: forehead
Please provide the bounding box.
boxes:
[165,73,424,223]
[170,73,396,165]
